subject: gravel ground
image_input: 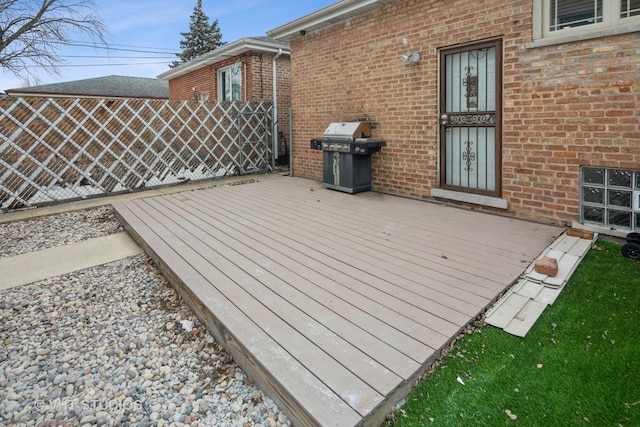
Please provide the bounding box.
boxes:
[0,207,124,257]
[0,207,289,427]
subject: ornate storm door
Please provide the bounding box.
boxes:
[439,40,502,197]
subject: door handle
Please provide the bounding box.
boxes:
[440,114,448,126]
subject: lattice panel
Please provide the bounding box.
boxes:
[0,98,272,211]
[237,111,271,174]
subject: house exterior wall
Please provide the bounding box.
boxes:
[289,0,640,227]
[245,52,292,141]
[167,53,291,138]
[168,62,217,101]
[268,52,292,139]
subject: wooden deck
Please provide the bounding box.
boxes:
[112,176,562,427]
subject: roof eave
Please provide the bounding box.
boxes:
[267,0,393,42]
[4,91,168,99]
[158,38,291,80]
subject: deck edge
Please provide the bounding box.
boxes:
[112,201,346,427]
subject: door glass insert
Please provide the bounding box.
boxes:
[440,40,501,196]
[445,48,496,113]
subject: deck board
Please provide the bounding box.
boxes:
[250,178,552,258]
[196,189,498,306]
[113,176,562,427]
[186,189,490,310]
[218,186,516,280]
[178,190,453,347]
[142,196,400,399]
[223,182,543,289]
[113,199,362,426]
[150,195,423,379]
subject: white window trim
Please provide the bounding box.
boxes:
[528,0,640,48]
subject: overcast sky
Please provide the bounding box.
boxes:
[0,0,336,91]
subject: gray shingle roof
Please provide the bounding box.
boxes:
[6,75,169,99]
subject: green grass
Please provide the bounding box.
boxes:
[391,240,640,427]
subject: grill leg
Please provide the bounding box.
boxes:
[333,152,340,187]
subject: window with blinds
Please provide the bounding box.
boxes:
[549,0,603,31]
[620,0,640,17]
[531,0,640,44]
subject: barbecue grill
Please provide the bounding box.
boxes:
[310,122,385,193]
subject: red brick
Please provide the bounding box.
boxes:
[287,0,640,227]
[166,52,291,137]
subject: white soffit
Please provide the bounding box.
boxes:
[158,38,290,80]
[267,0,393,42]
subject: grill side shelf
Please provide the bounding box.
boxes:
[310,138,386,155]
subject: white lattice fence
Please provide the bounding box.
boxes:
[0,98,272,211]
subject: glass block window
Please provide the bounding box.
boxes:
[580,166,640,230]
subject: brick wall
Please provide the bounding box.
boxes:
[168,53,291,137]
[168,64,216,101]
[288,0,640,226]
[251,52,292,138]
[168,54,251,101]
[506,34,640,224]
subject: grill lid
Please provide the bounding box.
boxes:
[322,122,371,140]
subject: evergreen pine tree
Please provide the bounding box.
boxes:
[170,0,225,68]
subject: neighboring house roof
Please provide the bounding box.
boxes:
[5,75,169,99]
[267,0,393,42]
[158,36,290,81]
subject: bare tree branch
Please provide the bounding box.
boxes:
[0,0,108,84]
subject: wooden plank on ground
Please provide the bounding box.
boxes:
[543,253,581,288]
[504,300,549,337]
[513,280,545,299]
[549,234,580,253]
[535,286,564,305]
[567,237,595,258]
[485,291,530,329]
